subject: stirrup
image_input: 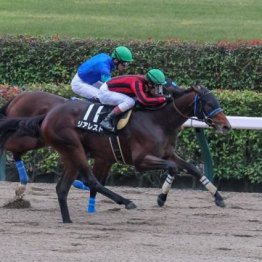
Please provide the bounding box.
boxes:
[100,120,115,132]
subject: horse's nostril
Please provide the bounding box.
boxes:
[223,125,231,132]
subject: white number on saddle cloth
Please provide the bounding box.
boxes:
[77,104,105,133]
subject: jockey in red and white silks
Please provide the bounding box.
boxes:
[99,69,169,132]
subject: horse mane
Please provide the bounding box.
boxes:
[173,85,209,98]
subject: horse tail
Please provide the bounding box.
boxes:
[0,114,46,151]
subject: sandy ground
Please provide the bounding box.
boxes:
[0,182,261,262]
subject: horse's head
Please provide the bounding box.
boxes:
[192,85,231,133]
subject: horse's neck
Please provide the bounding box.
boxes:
[160,90,195,126]
[131,90,196,137]
[174,90,195,117]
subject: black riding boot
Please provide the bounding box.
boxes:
[100,112,117,132]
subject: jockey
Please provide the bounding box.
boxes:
[71,46,133,101]
[99,69,171,132]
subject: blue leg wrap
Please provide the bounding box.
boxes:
[15,160,29,185]
[87,197,96,213]
[72,180,90,191]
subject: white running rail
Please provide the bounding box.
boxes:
[183,116,262,130]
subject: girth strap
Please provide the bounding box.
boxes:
[109,135,127,164]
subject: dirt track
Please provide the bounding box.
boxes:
[0,182,261,262]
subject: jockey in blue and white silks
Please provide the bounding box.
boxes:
[71,46,133,101]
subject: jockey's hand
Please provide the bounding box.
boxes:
[164,94,172,102]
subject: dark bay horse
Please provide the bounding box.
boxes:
[0,91,67,196]
[0,85,231,223]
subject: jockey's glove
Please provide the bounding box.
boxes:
[164,95,173,102]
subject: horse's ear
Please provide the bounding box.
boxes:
[191,84,201,92]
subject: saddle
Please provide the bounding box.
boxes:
[76,103,132,134]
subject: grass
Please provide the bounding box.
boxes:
[0,0,262,42]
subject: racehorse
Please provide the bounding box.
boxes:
[0,82,180,201]
[0,91,67,196]
[0,85,231,223]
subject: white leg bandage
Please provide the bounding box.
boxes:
[162,174,175,194]
[200,176,217,195]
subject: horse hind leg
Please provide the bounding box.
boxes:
[85,158,113,213]
[57,149,136,223]
[85,167,137,210]
[13,153,29,199]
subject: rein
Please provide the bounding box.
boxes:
[171,88,222,126]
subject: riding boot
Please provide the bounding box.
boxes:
[100,111,117,132]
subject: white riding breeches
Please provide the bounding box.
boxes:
[71,73,100,99]
[98,83,135,112]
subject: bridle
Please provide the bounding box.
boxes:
[168,86,223,126]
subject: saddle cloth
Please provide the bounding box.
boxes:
[77,103,132,134]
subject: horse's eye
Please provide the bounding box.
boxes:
[205,102,213,109]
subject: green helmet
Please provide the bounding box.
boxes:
[111,46,133,62]
[146,69,167,85]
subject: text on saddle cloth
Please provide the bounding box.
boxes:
[77,103,132,134]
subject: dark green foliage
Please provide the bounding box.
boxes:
[0,37,262,91]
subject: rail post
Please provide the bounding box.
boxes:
[195,128,214,182]
[0,152,6,181]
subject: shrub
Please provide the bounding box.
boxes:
[0,36,262,91]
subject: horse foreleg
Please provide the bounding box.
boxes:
[134,154,178,207]
[158,173,175,207]
[171,153,225,207]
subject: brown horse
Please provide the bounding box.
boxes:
[0,85,231,223]
[0,91,67,195]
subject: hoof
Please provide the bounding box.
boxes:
[63,219,73,223]
[157,193,167,207]
[215,198,226,208]
[214,191,226,207]
[126,201,137,210]
[15,185,26,197]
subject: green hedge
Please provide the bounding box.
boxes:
[3,85,261,184]
[0,36,262,91]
